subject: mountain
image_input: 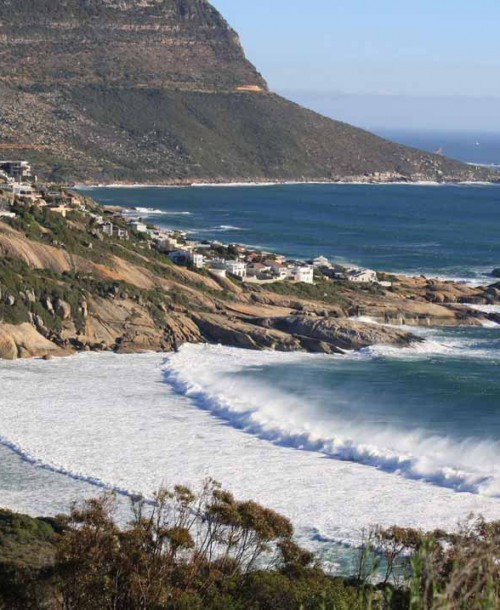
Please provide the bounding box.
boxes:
[0,0,494,184]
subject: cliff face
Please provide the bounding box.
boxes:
[0,0,265,91]
[0,0,495,183]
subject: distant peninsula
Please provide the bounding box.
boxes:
[0,0,497,185]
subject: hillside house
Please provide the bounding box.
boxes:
[129,221,148,233]
[48,204,70,217]
[157,236,180,252]
[113,226,129,240]
[268,261,289,280]
[0,160,32,183]
[247,262,271,275]
[101,222,114,236]
[225,260,247,279]
[313,256,331,268]
[12,184,40,202]
[291,265,314,284]
[169,250,205,269]
[347,268,377,283]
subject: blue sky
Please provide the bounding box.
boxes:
[211,0,500,131]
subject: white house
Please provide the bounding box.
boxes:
[12,184,39,201]
[0,161,32,183]
[191,252,205,269]
[169,250,190,265]
[347,268,377,283]
[268,261,289,280]
[225,260,247,279]
[313,256,331,268]
[169,250,205,269]
[292,265,314,284]
[157,236,180,252]
[129,221,148,233]
[113,226,129,240]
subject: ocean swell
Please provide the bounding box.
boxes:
[163,345,500,497]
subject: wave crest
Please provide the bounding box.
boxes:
[163,345,500,497]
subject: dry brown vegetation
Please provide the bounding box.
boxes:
[0,480,499,609]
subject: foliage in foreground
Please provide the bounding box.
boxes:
[0,481,498,609]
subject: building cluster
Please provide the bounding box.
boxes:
[311,257,379,284]
[0,160,384,288]
[0,160,83,218]
[147,225,316,284]
[134,220,381,286]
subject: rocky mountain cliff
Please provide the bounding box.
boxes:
[0,0,495,183]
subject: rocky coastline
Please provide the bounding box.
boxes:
[0,188,499,362]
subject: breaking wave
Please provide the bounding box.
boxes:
[0,434,136,498]
[133,207,191,216]
[163,345,500,497]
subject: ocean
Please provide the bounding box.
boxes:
[1,154,500,569]
[376,129,500,168]
[87,182,500,283]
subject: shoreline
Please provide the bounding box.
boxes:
[1,345,500,554]
[1,187,499,363]
[75,178,500,189]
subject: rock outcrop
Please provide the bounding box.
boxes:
[0,323,68,360]
[0,0,495,184]
[1,208,498,361]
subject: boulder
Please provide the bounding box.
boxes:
[41,296,54,314]
[0,323,66,359]
[25,288,36,303]
[54,298,72,320]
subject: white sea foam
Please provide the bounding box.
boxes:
[196,224,246,233]
[132,207,191,216]
[163,345,500,497]
[216,224,244,231]
[466,304,500,314]
[364,334,499,362]
[0,350,499,547]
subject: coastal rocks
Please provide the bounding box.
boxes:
[192,313,301,352]
[41,296,54,315]
[0,323,67,360]
[254,316,419,352]
[191,313,419,354]
[54,298,72,320]
[491,268,500,278]
[486,285,500,300]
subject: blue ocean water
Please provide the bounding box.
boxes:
[0,179,498,567]
[87,183,500,282]
[377,130,500,167]
[82,183,500,498]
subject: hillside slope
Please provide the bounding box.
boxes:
[0,193,498,360]
[0,0,494,183]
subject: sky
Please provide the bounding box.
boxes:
[210,0,500,132]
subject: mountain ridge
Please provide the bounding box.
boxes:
[0,0,495,184]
